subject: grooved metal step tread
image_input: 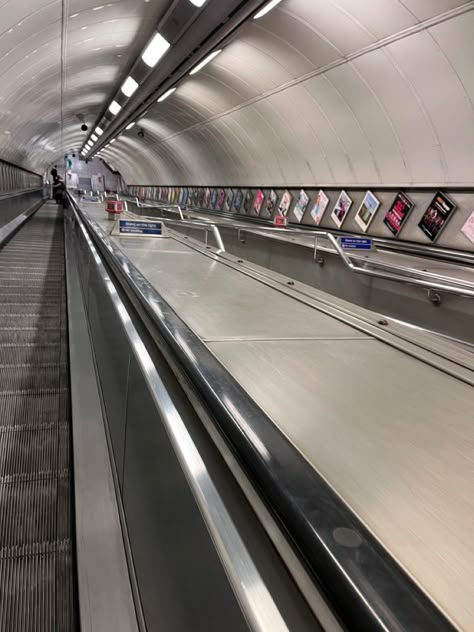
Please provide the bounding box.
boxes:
[0,330,66,345]
[0,540,75,632]
[0,424,70,477]
[0,206,76,629]
[0,389,69,427]
[0,346,63,364]
[0,471,71,547]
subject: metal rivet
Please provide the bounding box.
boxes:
[378,319,388,326]
[237,259,243,263]
[287,281,295,286]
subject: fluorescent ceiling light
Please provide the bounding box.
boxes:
[189,49,222,75]
[254,0,283,19]
[110,138,116,143]
[126,122,136,130]
[91,133,98,142]
[121,76,139,97]
[95,126,103,136]
[142,32,170,68]
[188,0,208,5]
[109,100,122,115]
[157,87,176,102]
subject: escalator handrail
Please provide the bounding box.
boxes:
[68,192,456,632]
[130,195,474,266]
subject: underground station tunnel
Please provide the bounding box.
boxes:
[0,1,472,630]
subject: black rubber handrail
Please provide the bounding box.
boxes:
[68,193,456,632]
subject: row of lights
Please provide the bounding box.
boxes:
[82,0,282,159]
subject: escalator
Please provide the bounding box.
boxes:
[0,201,76,630]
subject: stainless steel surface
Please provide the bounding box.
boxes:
[209,338,474,631]
[65,216,139,632]
[73,205,290,632]
[76,194,474,631]
[126,208,226,253]
[137,203,474,298]
[116,248,369,342]
[72,194,465,630]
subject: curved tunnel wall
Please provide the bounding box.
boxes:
[0,0,473,190]
[103,0,474,188]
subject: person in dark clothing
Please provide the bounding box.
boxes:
[52,174,65,205]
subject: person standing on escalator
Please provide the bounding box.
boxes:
[52,172,65,205]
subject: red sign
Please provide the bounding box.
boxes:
[106,200,123,214]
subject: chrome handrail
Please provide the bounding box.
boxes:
[135,197,184,220]
[71,200,289,632]
[235,225,474,299]
[123,200,474,297]
[124,209,226,254]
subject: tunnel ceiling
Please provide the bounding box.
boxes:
[1,0,473,187]
[0,0,168,174]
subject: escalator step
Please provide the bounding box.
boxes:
[0,204,76,629]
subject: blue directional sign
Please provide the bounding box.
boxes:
[119,219,163,236]
[339,237,373,250]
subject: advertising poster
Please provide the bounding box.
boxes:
[278,190,293,216]
[418,192,456,242]
[192,188,199,204]
[234,189,243,212]
[225,189,234,211]
[355,191,380,232]
[211,188,218,209]
[181,188,189,205]
[461,211,474,245]
[331,190,353,228]
[243,190,253,214]
[203,187,211,208]
[294,189,310,223]
[91,174,105,192]
[383,192,414,237]
[310,190,329,226]
[266,190,278,216]
[217,188,225,210]
[67,172,79,189]
[253,189,265,216]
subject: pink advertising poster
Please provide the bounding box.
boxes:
[461,210,474,245]
[253,189,265,216]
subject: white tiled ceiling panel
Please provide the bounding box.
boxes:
[0,0,473,186]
